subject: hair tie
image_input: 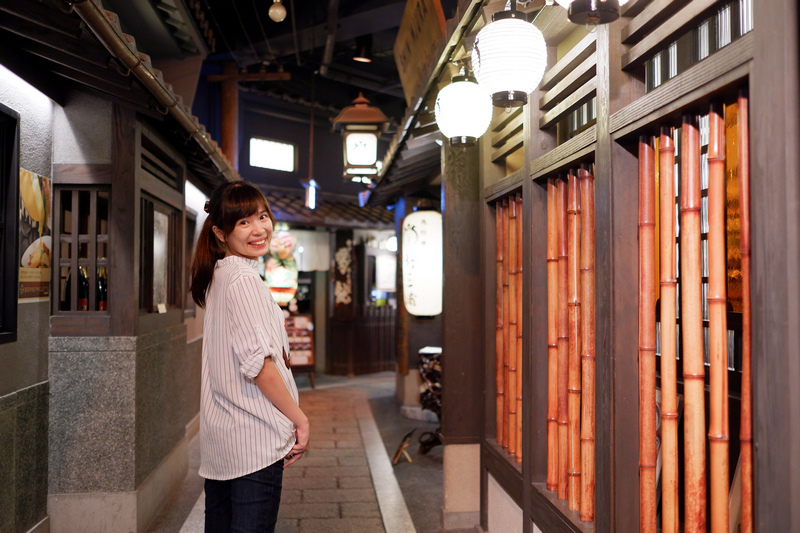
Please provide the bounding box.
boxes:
[204,200,210,213]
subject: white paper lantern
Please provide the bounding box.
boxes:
[402,211,443,316]
[471,14,547,107]
[435,75,493,146]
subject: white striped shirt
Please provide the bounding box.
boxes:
[199,255,299,480]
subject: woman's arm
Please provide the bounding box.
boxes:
[254,356,310,467]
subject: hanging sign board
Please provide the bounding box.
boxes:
[402,211,443,316]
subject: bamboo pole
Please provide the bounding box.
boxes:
[639,136,658,533]
[547,179,560,492]
[567,171,582,511]
[557,177,569,500]
[508,198,519,457]
[659,127,680,533]
[708,102,730,533]
[502,200,511,449]
[579,165,596,522]
[516,194,524,463]
[737,90,753,533]
[496,202,506,445]
[680,114,708,532]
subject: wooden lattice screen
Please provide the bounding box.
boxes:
[544,167,596,521]
[637,90,752,533]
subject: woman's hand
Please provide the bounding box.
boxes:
[284,418,310,467]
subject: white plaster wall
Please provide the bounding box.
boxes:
[487,473,524,533]
[0,64,53,176]
[52,91,111,165]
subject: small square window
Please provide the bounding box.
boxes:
[250,138,295,172]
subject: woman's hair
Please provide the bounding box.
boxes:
[190,181,275,307]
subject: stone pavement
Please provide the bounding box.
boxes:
[174,374,419,533]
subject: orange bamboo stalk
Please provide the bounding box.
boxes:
[567,171,582,511]
[639,136,658,533]
[496,202,506,445]
[659,127,680,533]
[579,165,596,522]
[547,179,560,492]
[502,200,511,449]
[737,90,753,533]
[508,197,519,458]
[557,177,569,500]
[707,103,730,533]
[680,114,707,532]
[515,194,524,463]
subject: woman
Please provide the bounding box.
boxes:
[190,181,309,532]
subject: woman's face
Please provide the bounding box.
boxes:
[213,206,274,260]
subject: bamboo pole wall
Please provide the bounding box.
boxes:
[637,100,753,531]
[543,170,596,521]
[494,194,524,464]
[496,202,506,446]
[557,178,569,500]
[737,90,753,533]
[547,180,560,491]
[659,127,680,533]
[567,171,582,511]
[638,136,658,533]
[579,166,596,523]
[707,102,730,533]
[508,199,519,458]
[680,113,708,532]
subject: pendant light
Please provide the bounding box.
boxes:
[471,1,547,108]
[434,69,493,146]
[555,0,627,25]
[268,0,287,23]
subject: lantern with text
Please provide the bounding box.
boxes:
[471,2,547,108]
[402,211,443,316]
[555,0,627,25]
[435,73,493,146]
[331,93,389,182]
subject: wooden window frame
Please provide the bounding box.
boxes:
[0,102,20,345]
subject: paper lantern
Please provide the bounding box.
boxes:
[471,11,547,107]
[435,75,493,146]
[402,211,443,316]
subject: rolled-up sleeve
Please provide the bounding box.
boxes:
[227,273,284,379]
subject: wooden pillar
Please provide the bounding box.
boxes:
[220,61,239,170]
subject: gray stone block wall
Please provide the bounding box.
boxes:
[0,382,49,533]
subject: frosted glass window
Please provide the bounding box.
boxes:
[250,138,295,172]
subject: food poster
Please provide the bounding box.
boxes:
[264,230,298,305]
[19,169,51,301]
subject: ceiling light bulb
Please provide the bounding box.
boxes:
[269,0,287,23]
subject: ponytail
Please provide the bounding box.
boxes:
[189,180,274,307]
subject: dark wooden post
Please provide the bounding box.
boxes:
[220,61,239,170]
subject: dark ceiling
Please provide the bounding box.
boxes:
[105,0,413,124]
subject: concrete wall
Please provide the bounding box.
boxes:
[0,63,54,533]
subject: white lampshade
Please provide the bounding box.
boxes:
[402,211,443,316]
[472,14,547,107]
[434,75,493,146]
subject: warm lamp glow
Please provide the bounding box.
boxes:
[402,211,443,316]
[435,75,493,146]
[268,0,286,22]
[471,14,547,107]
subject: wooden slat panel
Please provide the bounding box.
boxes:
[622,0,726,70]
[540,54,596,112]
[540,32,596,92]
[491,114,524,148]
[491,131,523,163]
[620,0,693,45]
[531,127,596,180]
[539,82,596,130]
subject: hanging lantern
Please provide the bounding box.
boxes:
[435,74,493,146]
[555,0,626,25]
[471,4,547,108]
[331,93,389,182]
[402,210,443,316]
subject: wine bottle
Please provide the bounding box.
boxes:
[78,266,89,311]
[97,268,107,311]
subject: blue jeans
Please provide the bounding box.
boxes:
[204,460,284,532]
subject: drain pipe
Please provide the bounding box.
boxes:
[64,0,239,182]
[319,0,339,77]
